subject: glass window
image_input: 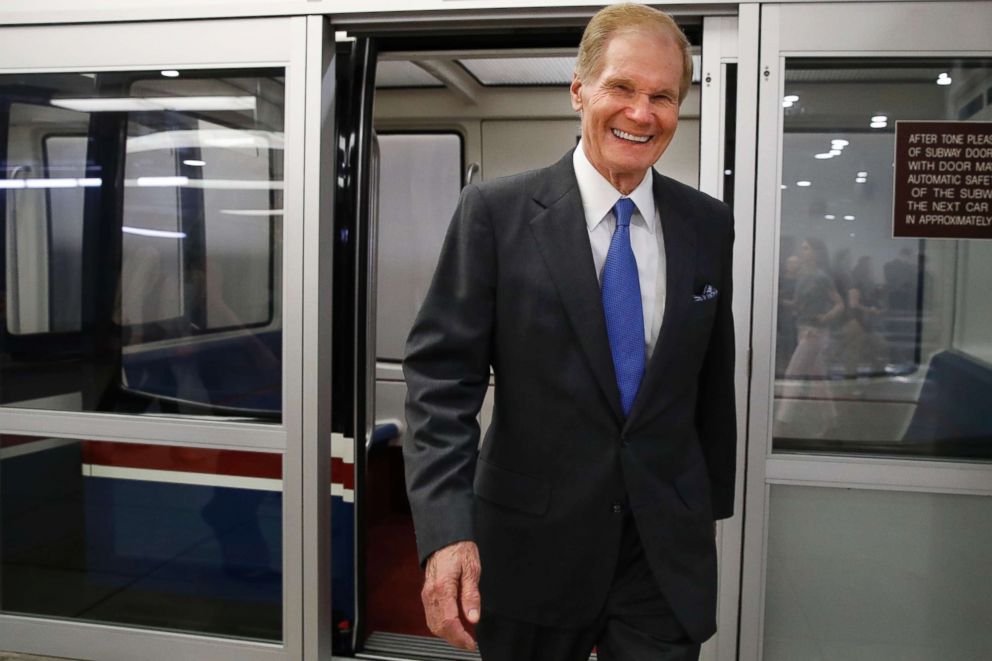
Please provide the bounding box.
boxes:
[0,434,283,640]
[1,69,284,421]
[763,485,992,660]
[772,58,992,461]
[374,132,462,362]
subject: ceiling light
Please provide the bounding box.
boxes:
[796,181,812,187]
[855,177,867,183]
[857,171,868,177]
[871,115,888,123]
[183,159,206,167]
[831,139,849,148]
[783,95,799,103]
[937,73,952,86]
[724,169,732,176]
[825,214,836,220]
[781,184,788,189]
[829,149,842,156]
[870,121,888,128]
[815,152,834,159]
[783,100,795,108]
[844,215,855,221]
[161,70,180,78]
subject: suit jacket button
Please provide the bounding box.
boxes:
[611,502,624,514]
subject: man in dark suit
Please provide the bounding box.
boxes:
[403,4,736,659]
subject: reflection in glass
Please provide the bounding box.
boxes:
[0,70,284,421]
[772,59,992,460]
[0,434,283,640]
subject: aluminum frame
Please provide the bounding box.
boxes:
[698,10,760,661]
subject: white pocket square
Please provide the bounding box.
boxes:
[693,285,718,302]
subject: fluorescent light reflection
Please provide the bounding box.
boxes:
[937,73,952,86]
[0,177,102,189]
[825,214,836,220]
[796,181,812,187]
[136,176,189,187]
[125,178,282,190]
[815,153,834,159]
[219,209,285,217]
[161,70,180,78]
[857,171,868,177]
[831,139,849,148]
[844,215,855,221]
[123,227,186,239]
[183,159,206,167]
[51,96,256,113]
[855,177,867,183]
[870,121,888,129]
[26,178,77,189]
[871,115,888,122]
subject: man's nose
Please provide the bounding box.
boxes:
[625,93,652,124]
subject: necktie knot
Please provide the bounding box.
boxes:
[614,197,635,229]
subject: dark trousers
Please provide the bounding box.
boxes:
[476,514,701,661]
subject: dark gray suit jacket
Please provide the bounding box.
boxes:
[403,149,736,642]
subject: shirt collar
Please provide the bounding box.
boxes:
[573,140,656,234]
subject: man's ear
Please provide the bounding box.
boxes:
[569,74,583,112]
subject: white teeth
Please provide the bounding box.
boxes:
[612,129,650,143]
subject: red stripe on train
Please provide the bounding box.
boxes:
[79,441,355,489]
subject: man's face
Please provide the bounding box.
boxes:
[570,27,683,193]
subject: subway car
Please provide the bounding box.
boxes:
[0,1,990,660]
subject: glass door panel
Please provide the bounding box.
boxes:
[772,58,992,462]
[747,5,992,661]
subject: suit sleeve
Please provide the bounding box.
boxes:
[696,205,737,520]
[403,184,496,565]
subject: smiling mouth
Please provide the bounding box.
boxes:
[612,128,652,144]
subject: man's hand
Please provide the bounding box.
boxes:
[421,540,481,651]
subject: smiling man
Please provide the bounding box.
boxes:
[403,4,737,660]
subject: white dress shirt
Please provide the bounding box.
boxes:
[573,142,667,358]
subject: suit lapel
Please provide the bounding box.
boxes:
[528,152,625,425]
[624,173,697,429]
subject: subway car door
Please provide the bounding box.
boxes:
[741,3,992,660]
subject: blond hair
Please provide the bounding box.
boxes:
[575,3,693,103]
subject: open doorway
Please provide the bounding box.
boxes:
[353,25,705,659]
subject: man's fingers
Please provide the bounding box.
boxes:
[422,583,475,650]
[459,556,481,624]
[421,542,481,651]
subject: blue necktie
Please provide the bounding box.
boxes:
[602,198,645,417]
